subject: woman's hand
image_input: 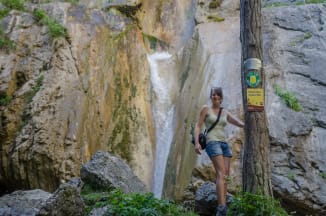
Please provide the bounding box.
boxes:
[195,143,202,155]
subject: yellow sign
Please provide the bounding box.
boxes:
[247,88,264,111]
[250,76,256,84]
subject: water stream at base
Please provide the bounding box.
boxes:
[147,52,175,198]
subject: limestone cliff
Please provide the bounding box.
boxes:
[0,1,158,192]
[263,5,326,214]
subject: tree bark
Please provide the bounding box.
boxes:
[240,0,273,195]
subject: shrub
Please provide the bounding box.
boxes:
[0,28,15,50]
[81,187,198,216]
[65,0,79,4]
[207,15,225,22]
[47,19,67,38]
[0,93,11,106]
[304,0,326,3]
[33,8,47,23]
[33,8,67,38]
[0,8,10,19]
[208,0,221,9]
[0,0,25,11]
[274,84,302,112]
[228,192,289,216]
[25,75,43,103]
[320,172,326,180]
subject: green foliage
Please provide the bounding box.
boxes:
[319,172,326,180]
[179,62,190,93]
[207,15,225,22]
[208,0,221,9]
[301,0,326,3]
[82,188,198,216]
[0,93,11,106]
[303,32,312,40]
[0,28,15,50]
[47,19,67,38]
[142,33,160,50]
[274,84,302,112]
[264,2,289,8]
[287,172,296,181]
[291,32,312,46]
[142,33,168,50]
[33,8,47,22]
[25,75,44,103]
[33,8,67,38]
[131,84,137,97]
[0,35,15,50]
[263,0,326,7]
[0,0,25,11]
[65,0,79,4]
[0,8,10,19]
[19,75,43,130]
[82,192,110,215]
[228,192,289,216]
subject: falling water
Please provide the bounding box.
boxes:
[147,52,175,198]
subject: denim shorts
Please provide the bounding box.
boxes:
[205,141,233,158]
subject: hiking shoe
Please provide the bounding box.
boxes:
[216,204,228,216]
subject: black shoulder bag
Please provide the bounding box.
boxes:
[192,108,223,149]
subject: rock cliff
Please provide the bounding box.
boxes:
[0,1,157,192]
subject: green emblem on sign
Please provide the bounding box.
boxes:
[246,71,260,87]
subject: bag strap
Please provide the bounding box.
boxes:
[205,107,223,134]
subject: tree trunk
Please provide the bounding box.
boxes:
[240,0,273,195]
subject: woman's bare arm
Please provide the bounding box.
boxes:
[194,105,209,154]
[226,110,244,128]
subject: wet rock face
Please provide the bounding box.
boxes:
[0,1,154,193]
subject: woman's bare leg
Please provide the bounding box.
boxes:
[211,155,226,205]
[223,157,231,201]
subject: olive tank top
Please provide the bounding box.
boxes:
[204,108,227,143]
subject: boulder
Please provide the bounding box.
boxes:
[195,181,233,216]
[80,151,148,193]
[89,206,109,216]
[0,189,51,216]
[37,178,85,216]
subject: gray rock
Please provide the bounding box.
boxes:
[80,151,148,193]
[0,189,51,216]
[195,182,217,216]
[37,178,85,216]
[195,182,233,216]
[263,4,326,215]
[89,206,109,216]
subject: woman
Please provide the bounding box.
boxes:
[194,87,244,216]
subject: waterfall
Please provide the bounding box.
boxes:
[147,52,175,198]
